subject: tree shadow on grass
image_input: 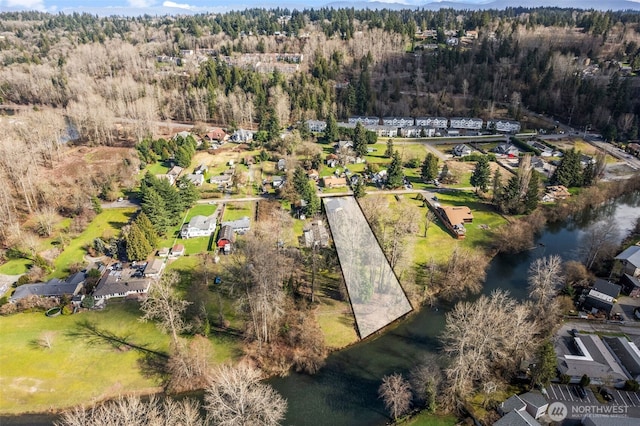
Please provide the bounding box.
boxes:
[67,319,170,381]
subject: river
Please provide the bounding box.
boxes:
[269,192,640,426]
[2,193,639,425]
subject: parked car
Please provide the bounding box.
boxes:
[600,388,614,402]
[576,386,587,399]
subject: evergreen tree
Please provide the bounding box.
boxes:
[175,146,192,168]
[135,212,159,249]
[353,122,368,157]
[552,148,583,187]
[177,177,200,208]
[125,223,153,261]
[497,175,521,214]
[155,178,185,222]
[420,153,439,182]
[305,189,321,216]
[387,151,404,188]
[531,341,557,387]
[352,177,366,198]
[141,187,171,236]
[292,166,309,196]
[325,113,339,143]
[524,171,540,213]
[470,156,491,193]
[582,161,596,187]
[384,138,394,158]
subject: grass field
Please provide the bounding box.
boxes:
[52,208,137,277]
[0,258,32,276]
[222,202,255,222]
[315,271,358,349]
[0,302,169,414]
[403,412,458,426]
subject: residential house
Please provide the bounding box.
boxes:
[382,117,414,128]
[173,131,199,146]
[334,140,353,153]
[400,126,422,137]
[446,129,460,137]
[171,244,185,257]
[584,279,621,317]
[167,166,184,181]
[184,173,205,186]
[322,176,347,188]
[449,117,483,130]
[368,125,398,138]
[300,220,330,248]
[580,154,596,167]
[93,269,151,301]
[438,205,473,238]
[272,175,286,189]
[495,393,544,426]
[307,169,319,180]
[277,158,287,171]
[210,174,233,188]
[542,185,571,202]
[529,141,553,156]
[156,174,175,185]
[217,225,234,254]
[157,247,170,257]
[221,217,251,234]
[446,37,459,46]
[620,274,640,297]
[452,144,472,157]
[326,154,339,168]
[416,117,448,129]
[194,163,208,175]
[614,245,640,277]
[230,129,254,143]
[143,259,165,278]
[487,119,521,133]
[348,116,379,126]
[493,143,520,157]
[557,332,629,386]
[204,128,227,143]
[10,272,85,303]
[306,120,327,133]
[181,214,217,239]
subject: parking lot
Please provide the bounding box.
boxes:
[548,384,640,407]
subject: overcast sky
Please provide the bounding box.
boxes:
[1,0,639,15]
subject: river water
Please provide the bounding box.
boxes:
[270,192,640,426]
[2,193,639,425]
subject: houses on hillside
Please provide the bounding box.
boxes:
[487,119,521,133]
[94,268,151,301]
[10,272,86,303]
[452,144,472,157]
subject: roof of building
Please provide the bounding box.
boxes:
[559,334,629,381]
[217,225,234,243]
[623,274,640,288]
[93,276,151,298]
[603,336,640,378]
[322,176,347,186]
[583,416,640,426]
[440,206,473,225]
[500,395,526,414]
[493,409,540,426]
[187,214,216,231]
[593,279,621,298]
[221,216,250,231]
[615,245,640,267]
[144,258,165,276]
[172,244,185,253]
[518,391,547,409]
[184,174,204,184]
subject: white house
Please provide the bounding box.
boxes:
[416,117,448,128]
[449,117,483,130]
[306,120,327,133]
[210,174,233,188]
[382,117,414,128]
[181,214,217,239]
[348,116,379,126]
[184,174,205,186]
[230,129,254,143]
[487,119,521,133]
[369,125,397,137]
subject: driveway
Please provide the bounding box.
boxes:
[0,274,20,297]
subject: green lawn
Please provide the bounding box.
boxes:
[403,412,458,426]
[222,202,255,222]
[0,258,32,276]
[52,208,137,277]
[139,161,170,178]
[0,302,169,414]
[315,271,358,349]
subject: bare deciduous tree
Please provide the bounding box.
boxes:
[378,373,412,421]
[140,271,191,347]
[579,221,619,270]
[204,364,287,426]
[528,255,564,313]
[55,395,203,426]
[438,246,489,301]
[38,331,56,350]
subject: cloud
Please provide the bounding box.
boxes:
[4,0,46,10]
[162,1,196,10]
[127,0,155,7]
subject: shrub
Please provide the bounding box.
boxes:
[624,380,639,391]
[560,374,571,384]
[62,304,73,315]
[16,275,31,286]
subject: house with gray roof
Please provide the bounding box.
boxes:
[603,336,640,381]
[221,216,251,234]
[93,269,151,301]
[10,272,86,303]
[181,214,217,239]
[306,120,326,133]
[584,279,621,316]
[493,409,540,426]
[615,245,640,277]
[210,173,233,188]
[495,392,546,425]
[184,173,205,186]
[453,144,472,157]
